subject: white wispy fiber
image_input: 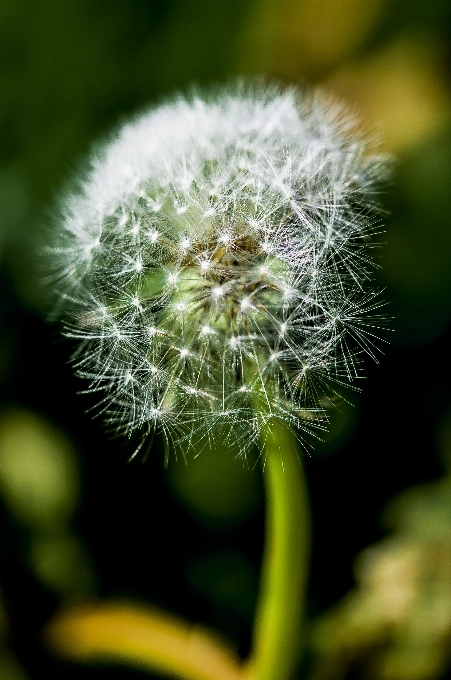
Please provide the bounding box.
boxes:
[49,82,389,457]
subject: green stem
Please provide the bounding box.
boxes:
[246,421,311,680]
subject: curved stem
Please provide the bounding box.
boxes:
[246,421,311,680]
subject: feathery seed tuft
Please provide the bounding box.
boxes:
[48,83,389,456]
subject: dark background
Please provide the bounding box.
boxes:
[0,1,450,678]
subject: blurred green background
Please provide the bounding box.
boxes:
[0,1,450,678]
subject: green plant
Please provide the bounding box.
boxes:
[46,82,388,680]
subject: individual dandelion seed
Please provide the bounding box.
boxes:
[48,81,390,458]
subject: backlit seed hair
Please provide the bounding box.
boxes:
[49,82,389,457]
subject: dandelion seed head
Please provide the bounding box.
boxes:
[49,82,390,457]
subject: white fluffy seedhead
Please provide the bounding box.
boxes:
[49,82,389,457]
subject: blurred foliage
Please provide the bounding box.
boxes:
[44,601,245,680]
[0,409,78,528]
[234,0,389,81]
[0,409,94,598]
[308,456,451,680]
[326,33,451,153]
[166,441,261,526]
